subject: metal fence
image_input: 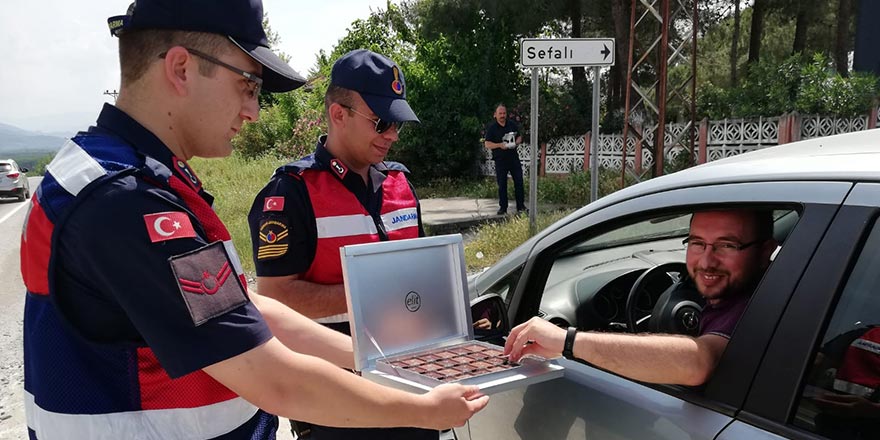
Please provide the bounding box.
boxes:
[479,108,879,176]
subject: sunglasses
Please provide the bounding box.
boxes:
[159,47,263,100]
[342,105,405,134]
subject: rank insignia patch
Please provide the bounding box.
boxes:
[329,159,347,179]
[169,242,248,326]
[172,156,202,191]
[258,217,290,260]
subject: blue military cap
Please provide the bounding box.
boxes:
[107,0,305,93]
[331,49,420,123]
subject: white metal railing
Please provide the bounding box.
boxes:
[478,110,877,175]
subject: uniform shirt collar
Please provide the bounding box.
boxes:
[93,103,204,193]
[314,135,388,193]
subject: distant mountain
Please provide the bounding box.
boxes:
[0,122,66,155]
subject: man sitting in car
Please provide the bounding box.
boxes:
[504,209,778,386]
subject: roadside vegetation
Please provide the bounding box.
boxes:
[463,210,572,273]
[193,152,603,275]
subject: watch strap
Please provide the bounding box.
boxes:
[562,326,578,360]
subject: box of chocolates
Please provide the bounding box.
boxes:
[341,235,564,394]
[376,342,527,385]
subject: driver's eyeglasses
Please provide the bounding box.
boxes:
[341,105,405,134]
[159,47,263,100]
[682,237,763,257]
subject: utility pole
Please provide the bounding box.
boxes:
[103,89,119,102]
[621,0,698,186]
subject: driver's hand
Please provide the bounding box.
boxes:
[503,317,567,363]
[473,318,492,330]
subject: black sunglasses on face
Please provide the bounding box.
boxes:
[342,105,405,134]
[159,47,263,100]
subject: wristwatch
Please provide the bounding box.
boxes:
[562,326,578,360]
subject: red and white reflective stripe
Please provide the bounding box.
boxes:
[381,207,419,233]
[315,214,377,239]
[45,140,107,196]
[222,240,251,291]
[25,391,258,440]
[223,240,245,276]
[834,378,876,398]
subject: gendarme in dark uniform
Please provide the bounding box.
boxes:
[248,50,437,440]
[20,0,308,437]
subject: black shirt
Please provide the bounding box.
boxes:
[485,119,521,160]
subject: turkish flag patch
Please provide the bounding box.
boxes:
[263,196,285,212]
[144,212,197,243]
[169,242,248,326]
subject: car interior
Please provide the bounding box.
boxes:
[526,207,800,337]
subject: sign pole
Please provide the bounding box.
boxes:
[590,66,600,203]
[518,38,614,226]
[529,67,539,236]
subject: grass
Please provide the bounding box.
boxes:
[415,169,636,206]
[463,210,573,273]
[191,153,286,274]
[192,152,604,275]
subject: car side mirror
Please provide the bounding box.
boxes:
[470,293,508,343]
[20,167,29,173]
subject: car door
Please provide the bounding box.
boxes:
[718,183,880,439]
[458,181,851,440]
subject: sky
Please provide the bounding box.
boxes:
[0,0,391,135]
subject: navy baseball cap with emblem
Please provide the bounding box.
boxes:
[331,49,420,123]
[107,0,306,93]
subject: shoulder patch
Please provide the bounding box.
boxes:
[144,211,197,243]
[169,242,248,326]
[257,216,290,260]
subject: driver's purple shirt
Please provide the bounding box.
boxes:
[700,294,751,339]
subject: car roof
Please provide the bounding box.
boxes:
[476,129,880,290]
[592,128,880,213]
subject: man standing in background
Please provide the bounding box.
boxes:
[484,103,525,215]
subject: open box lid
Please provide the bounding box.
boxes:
[341,234,473,372]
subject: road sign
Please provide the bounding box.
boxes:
[520,38,615,68]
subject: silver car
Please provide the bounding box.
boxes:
[461,129,880,440]
[0,159,31,202]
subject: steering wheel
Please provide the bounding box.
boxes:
[648,274,705,336]
[624,262,689,333]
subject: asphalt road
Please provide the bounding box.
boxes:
[0,177,39,440]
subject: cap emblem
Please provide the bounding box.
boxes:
[391,66,404,95]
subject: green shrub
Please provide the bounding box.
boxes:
[699,53,880,119]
